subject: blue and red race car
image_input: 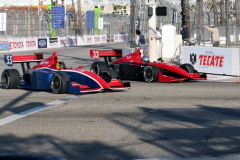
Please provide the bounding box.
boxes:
[90,48,207,82]
[1,51,130,94]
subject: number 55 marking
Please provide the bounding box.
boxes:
[4,54,13,66]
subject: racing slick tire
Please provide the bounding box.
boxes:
[1,69,20,89]
[90,61,108,75]
[180,63,195,73]
[99,69,118,83]
[143,65,159,82]
[51,72,70,94]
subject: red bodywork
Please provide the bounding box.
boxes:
[90,48,207,82]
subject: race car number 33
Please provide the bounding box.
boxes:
[4,54,13,66]
[92,50,100,60]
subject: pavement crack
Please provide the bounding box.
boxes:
[205,121,222,140]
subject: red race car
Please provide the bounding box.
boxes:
[1,51,130,94]
[90,48,207,82]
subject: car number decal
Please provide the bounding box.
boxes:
[92,50,99,60]
[4,54,13,66]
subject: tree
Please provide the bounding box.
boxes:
[77,0,82,35]
[236,0,240,27]
[51,0,58,6]
[212,0,218,26]
[181,0,190,30]
[197,0,204,26]
[220,0,226,25]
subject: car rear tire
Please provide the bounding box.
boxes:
[99,69,118,83]
[90,61,108,75]
[51,72,69,94]
[180,63,195,73]
[143,66,159,82]
[1,69,20,89]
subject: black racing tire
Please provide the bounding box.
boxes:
[1,69,20,89]
[143,65,159,82]
[50,72,70,94]
[90,61,108,75]
[99,69,118,83]
[180,63,195,73]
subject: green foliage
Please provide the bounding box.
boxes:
[113,5,126,13]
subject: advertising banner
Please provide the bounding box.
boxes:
[84,36,94,44]
[0,13,6,31]
[52,6,65,29]
[94,8,102,35]
[86,11,94,29]
[0,41,10,51]
[26,38,37,50]
[93,36,101,44]
[101,35,107,43]
[181,46,240,76]
[68,37,77,46]
[10,39,25,51]
[49,38,58,48]
[59,37,68,47]
[118,34,128,42]
[38,38,47,48]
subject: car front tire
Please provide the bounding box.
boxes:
[179,63,195,73]
[143,66,159,82]
[51,72,69,94]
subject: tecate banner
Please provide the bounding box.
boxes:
[181,46,240,76]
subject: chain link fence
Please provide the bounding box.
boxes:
[1,0,240,48]
[0,5,131,39]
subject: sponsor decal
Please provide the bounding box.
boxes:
[190,53,196,65]
[10,41,24,50]
[191,51,224,67]
[69,38,77,46]
[0,43,10,51]
[26,40,36,48]
[101,36,107,42]
[86,37,93,43]
[60,39,68,46]
[199,54,224,67]
[94,36,100,43]
[38,39,47,48]
[49,38,58,43]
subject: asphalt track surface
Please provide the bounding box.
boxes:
[0,43,240,160]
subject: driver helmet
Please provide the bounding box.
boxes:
[141,55,149,63]
[56,61,66,70]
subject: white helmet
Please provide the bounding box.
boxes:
[142,55,149,63]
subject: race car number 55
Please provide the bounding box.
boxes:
[4,54,13,66]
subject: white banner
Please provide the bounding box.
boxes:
[101,35,107,43]
[181,46,240,76]
[98,17,103,30]
[84,36,94,44]
[59,37,69,47]
[9,39,25,51]
[0,13,6,31]
[93,36,101,44]
[68,37,77,46]
[26,38,37,50]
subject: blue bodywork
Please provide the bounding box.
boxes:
[20,68,103,94]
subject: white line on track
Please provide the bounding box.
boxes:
[0,95,78,127]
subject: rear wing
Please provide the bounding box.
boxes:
[4,53,43,67]
[90,49,122,60]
